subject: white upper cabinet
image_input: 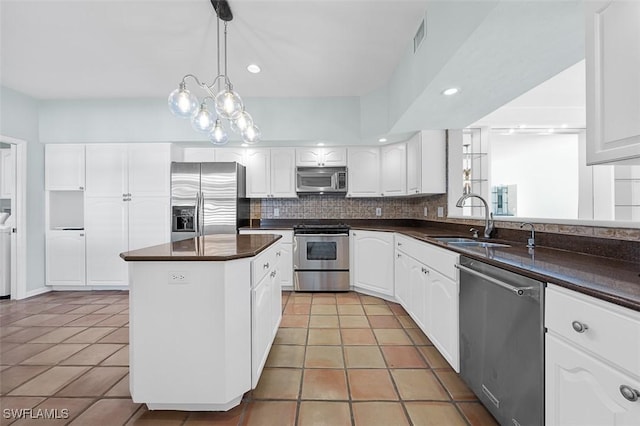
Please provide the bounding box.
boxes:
[381,143,407,196]
[85,144,170,198]
[406,131,446,195]
[586,0,640,164]
[215,148,246,165]
[347,147,380,197]
[45,144,85,191]
[246,148,297,198]
[296,147,347,167]
[182,147,216,162]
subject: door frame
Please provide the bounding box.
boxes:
[0,135,27,300]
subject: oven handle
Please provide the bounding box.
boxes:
[455,264,537,297]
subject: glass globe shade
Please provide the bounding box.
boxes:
[231,110,253,134]
[191,104,215,133]
[168,84,198,118]
[215,89,243,120]
[242,125,261,145]
[209,120,229,145]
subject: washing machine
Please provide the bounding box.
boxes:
[0,224,10,298]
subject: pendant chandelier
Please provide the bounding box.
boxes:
[168,0,260,145]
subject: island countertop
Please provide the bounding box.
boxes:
[120,234,282,261]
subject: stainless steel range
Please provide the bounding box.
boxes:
[293,224,350,292]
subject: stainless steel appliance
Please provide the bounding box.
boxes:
[293,224,350,291]
[171,162,249,242]
[296,167,347,194]
[456,256,544,426]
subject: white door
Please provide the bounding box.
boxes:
[546,334,640,425]
[427,269,459,371]
[271,261,282,337]
[406,134,421,194]
[277,243,293,289]
[381,143,407,196]
[322,148,347,166]
[128,197,170,251]
[45,231,85,286]
[351,230,394,296]
[270,148,297,198]
[128,144,170,197]
[295,148,323,166]
[245,149,271,198]
[252,276,272,387]
[408,256,428,331]
[394,250,411,309]
[215,148,246,165]
[347,147,380,197]
[85,197,128,286]
[85,144,127,197]
[45,144,85,191]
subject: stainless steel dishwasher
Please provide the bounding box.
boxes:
[456,256,544,426]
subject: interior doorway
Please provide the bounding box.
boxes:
[0,136,27,300]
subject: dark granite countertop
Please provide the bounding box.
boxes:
[120,234,282,262]
[243,220,640,311]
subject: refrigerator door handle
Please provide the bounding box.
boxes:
[195,192,201,237]
[200,192,205,237]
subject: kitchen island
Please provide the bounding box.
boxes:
[120,233,282,411]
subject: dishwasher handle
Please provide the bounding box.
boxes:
[455,263,537,297]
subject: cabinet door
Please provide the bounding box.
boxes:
[394,250,411,309]
[215,148,246,165]
[546,334,640,425]
[85,197,128,286]
[277,243,293,289]
[271,262,283,338]
[128,197,170,251]
[322,148,347,166]
[347,147,380,197]
[45,144,85,191]
[0,148,14,198]
[245,149,271,198]
[296,148,323,166]
[85,144,127,197]
[351,230,394,296]
[381,143,407,196]
[128,144,171,197]
[183,147,216,162]
[586,0,640,164]
[420,130,446,194]
[46,231,85,286]
[270,148,297,198]
[406,135,421,195]
[408,256,428,331]
[252,276,272,387]
[427,268,459,371]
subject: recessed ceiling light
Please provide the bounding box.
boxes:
[241,143,248,147]
[317,142,325,147]
[378,138,387,143]
[442,87,459,96]
[508,128,515,134]
[247,64,261,74]
[548,128,555,133]
[561,123,568,128]
[518,124,527,129]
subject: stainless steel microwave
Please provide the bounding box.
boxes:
[296,167,348,193]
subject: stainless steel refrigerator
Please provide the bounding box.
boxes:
[171,162,249,242]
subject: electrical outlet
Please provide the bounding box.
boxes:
[423,207,428,217]
[437,206,444,217]
[375,207,382,217]
[273,208,280,217]
[169,271,189,284]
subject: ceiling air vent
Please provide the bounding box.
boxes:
[413,18,425,53]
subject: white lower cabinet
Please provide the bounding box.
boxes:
[251,242,282,388]
[45,231,86,286]
[545,284,640,425]
[394,234,460,371]
[351,230,395,297]
[240,229,293,289]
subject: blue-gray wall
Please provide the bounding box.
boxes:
[0,86,45,293]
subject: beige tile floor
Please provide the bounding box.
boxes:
[0,290,498,425]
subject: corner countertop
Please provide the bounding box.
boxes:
[120,234,282,262]
[243,222,640,311]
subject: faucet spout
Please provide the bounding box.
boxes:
[520,222,535,248]
[455,193,494,238]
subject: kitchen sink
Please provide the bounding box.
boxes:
[432,237,511,249]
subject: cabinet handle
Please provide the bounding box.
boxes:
[620,385,640,402]
[571,321,588,333]
[276,251,281,257]
[352,232,356,236]
[270,270,277,278]
[79,233,84,237]
[263,262,270,269]
[79,186,84,190]
[397,253,401,258]
[398,242,402,246]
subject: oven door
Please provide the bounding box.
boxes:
[294,234,349,270]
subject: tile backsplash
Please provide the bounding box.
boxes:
[252,194,640,242]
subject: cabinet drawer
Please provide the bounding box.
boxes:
[395,234,459,281]
[240,229,293,244]
[546,284,640,376]
[252,243,280,285]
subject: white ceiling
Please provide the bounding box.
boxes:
[0,0,429,99]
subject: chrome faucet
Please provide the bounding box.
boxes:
[520,222,535,248]
[455,193,494,238]
[469,228,479,239]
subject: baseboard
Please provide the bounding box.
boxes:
[352,286,397,303]
[21,286,52,300]
[49,285,129,292]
